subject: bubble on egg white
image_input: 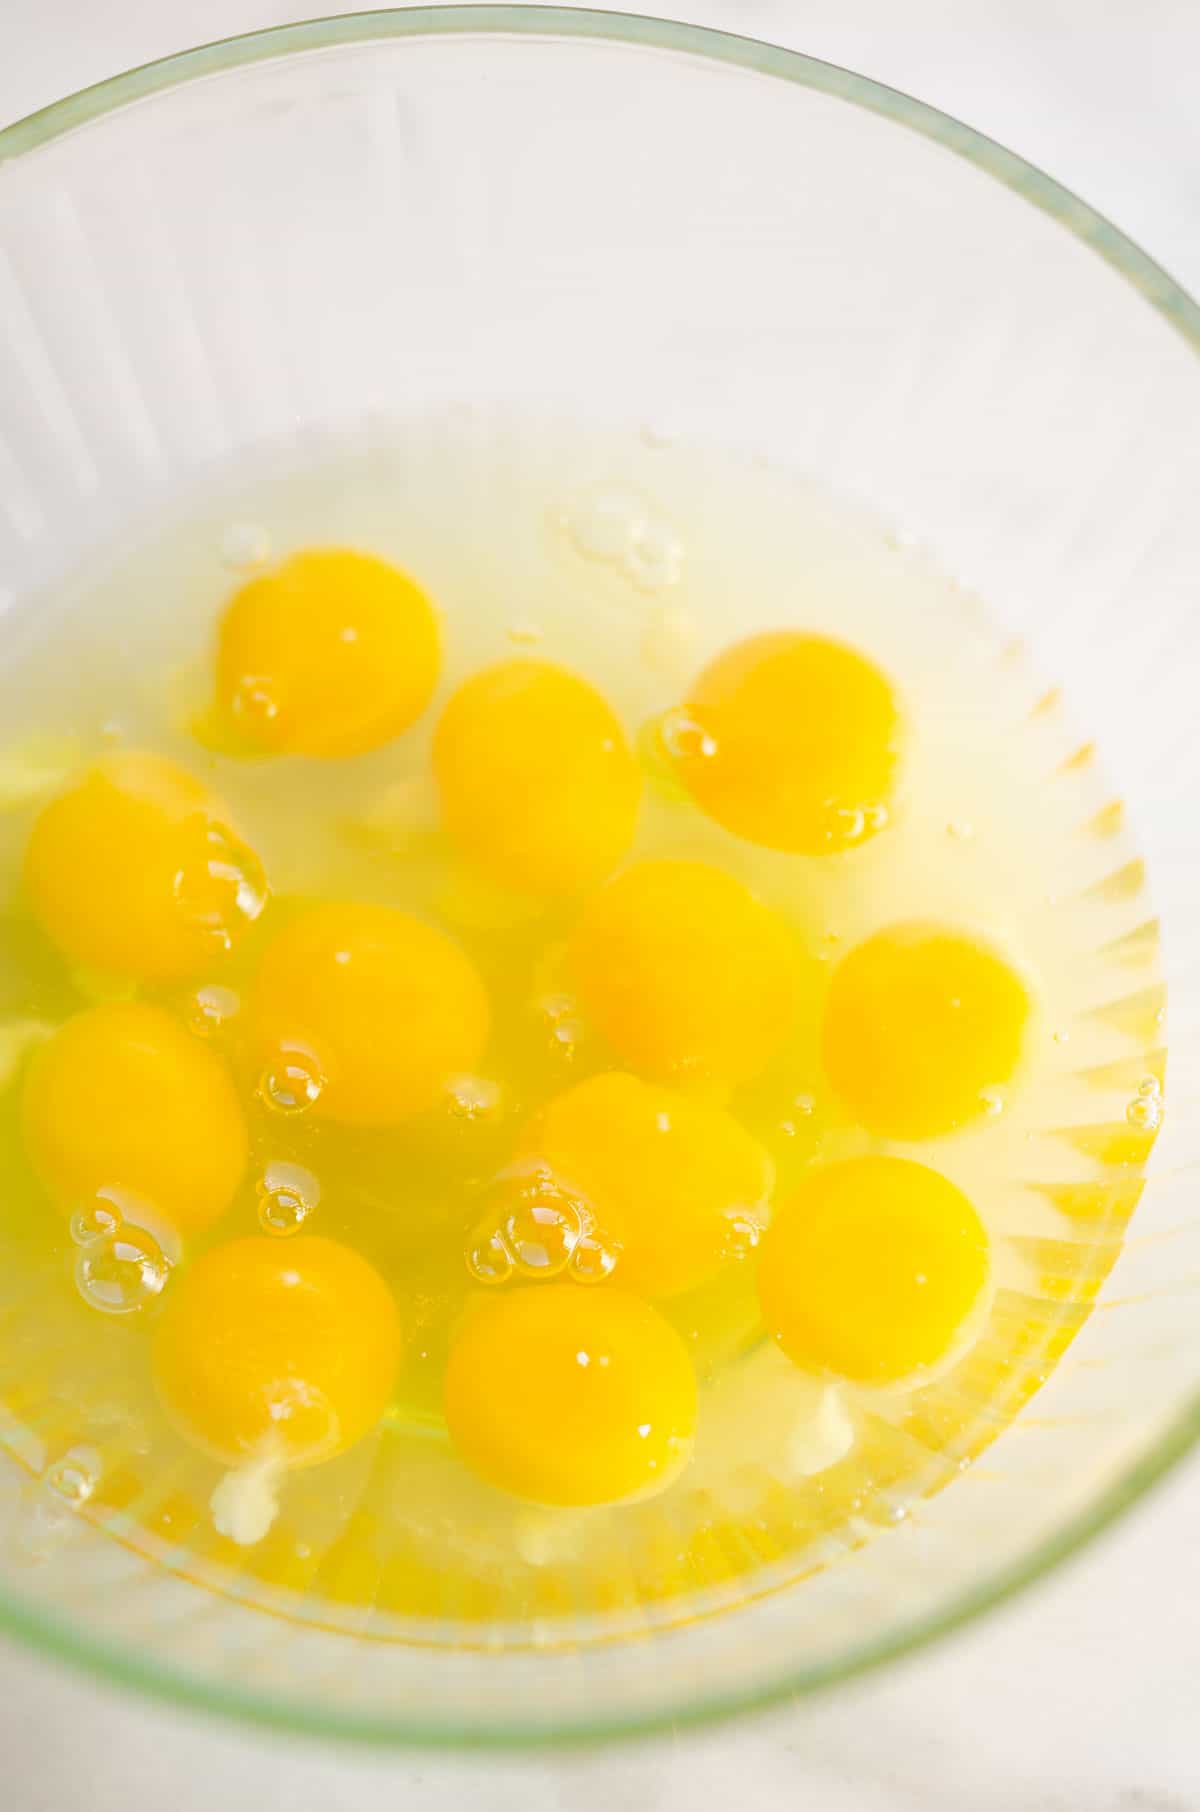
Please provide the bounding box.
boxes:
[259,1046,325,1116]
[43,1444,102,1510]
[172,822,269,952]
[257,1160,321,1237]
[220,522,272,571]
[75,1225,170,1314]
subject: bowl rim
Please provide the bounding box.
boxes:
[1,2,1198,1751]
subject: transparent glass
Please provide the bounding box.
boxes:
[1,5,1199,1747]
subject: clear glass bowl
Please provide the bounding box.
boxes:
[1,4,1199,1747]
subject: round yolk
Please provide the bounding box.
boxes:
[669,631,901,853]
[432,658,641,899]
[153,1236,402,1467]
[215,547,440,757]
[22,1000,248,1237]
[567,859,800,1087]
[250,901,490,1127]
[443,1284,697,1506]
[758,1156,990,1385]
[823,921,1031,1140]
[23,750,268,983]
[526,1071,772,1299]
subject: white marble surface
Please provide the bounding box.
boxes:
[1,5,1198,1807]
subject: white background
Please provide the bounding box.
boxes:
[1,5,1198,1808]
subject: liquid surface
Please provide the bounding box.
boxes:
[0,413,1163,1634]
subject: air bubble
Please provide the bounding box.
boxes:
[568,1230,620,1284]
[259,1045,325,1116]
[173,822,269,952]
[257,1161,320,1237]
[221,523,272,571]
[1126,1084,1162,1132]
[635,719,690,801]
[625,520,684,592]
[75,1227,169,1314]
[445,1075,503,1123]
[658,708,717,763]
[467,1227,515,1285]
[466,1165,599,1284]
[721,1211,765,1260]
[186,982,241,1039]
[533,993,586,1065]
[979,1091,1005,1118]
[69,1198,121,1246]
[1053,1029,1070,1046]
[44,1444,102,1510]
[565,483,649,563]
[228,675,281,735]
[946,820,975,841]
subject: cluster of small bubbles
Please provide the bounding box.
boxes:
[75,1225,169,1315]
[43,1444,102,1511]
[946,820,975,841]
[466,1166,590,1285]
[173,822,269,951]
[533,992,586,1065]
[221,522,272,571]
[505,620,543,647]
[186,982,241,1040]
[445,1074,504,1124]
[562,483,684,593]
[259,1045,325,1116]
[825,801,890,848]
[257,1160,321,1237]
[1126,1076,1163,1132]
[979,1090,1005,1118]
[228,674,281,736]
[721,1211,766,1261]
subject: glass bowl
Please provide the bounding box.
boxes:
[1,4,1198,1748]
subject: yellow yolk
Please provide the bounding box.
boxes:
[432,658,641,899]
[526,1071,772,1298]
[668,631,901,853]
[153,1235,402,1467]
[567,859,800,1087]
[215,547,440,757]
[758,1156,990,1385]
[22,1001,248,1237]
[250,901,490,1127]
[823,921,1031,1139]
[443,1284,697,1506]
[24,750,267,983]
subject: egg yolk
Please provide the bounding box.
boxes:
[823,921,1031,1140]
[567,859,799,1087]
[526,1071,772,1299]
[759,1156,990,1384]
[432,658,641,899]
[22,1000,248,1237]
[668,631,901,853]
[250,901,490,1127]
[153,1235,402,1467]
[443,1284,697,1506]
[215,547,440,757]
[24,750,268,983]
